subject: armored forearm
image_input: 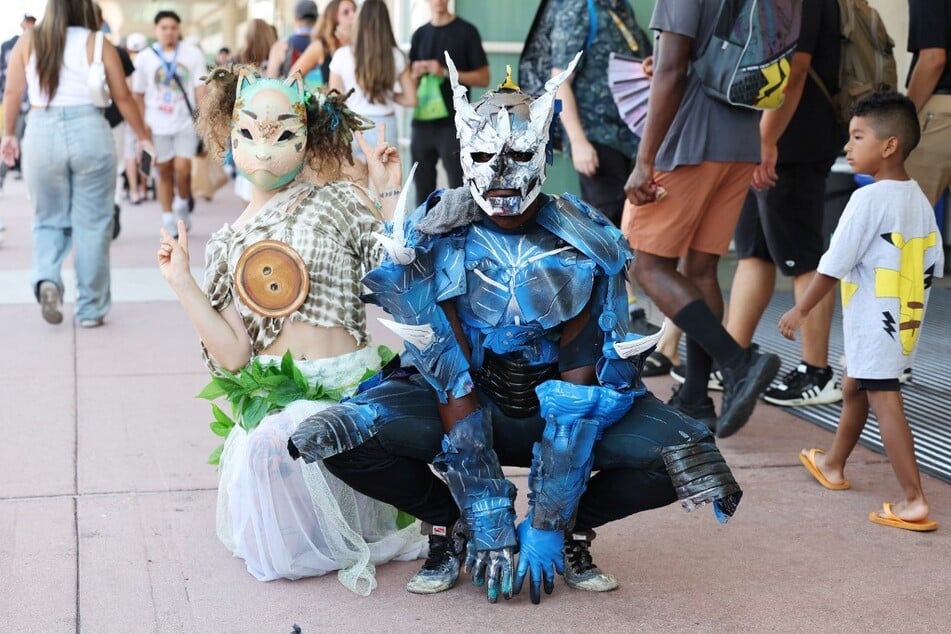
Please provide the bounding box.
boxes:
[432,409,518,552]
[527,380,634,531]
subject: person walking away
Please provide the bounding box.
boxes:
[1,0,154,327]
[622,0,781,438]
[132,10,206,237]
[408,0,489,206]
[328,0,415,164]
[725,0,845,408]
[781,92,942,532]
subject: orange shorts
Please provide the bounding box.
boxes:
[623,161,756,258]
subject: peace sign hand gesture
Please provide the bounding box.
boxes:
[157,221,192,288]
[356,121,402,195]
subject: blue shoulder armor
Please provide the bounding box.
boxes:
[535,194,631,275]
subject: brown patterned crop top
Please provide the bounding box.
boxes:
[201,182,384,373]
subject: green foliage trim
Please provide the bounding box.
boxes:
[198,347,394,465]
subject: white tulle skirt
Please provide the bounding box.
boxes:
[215,347,427,594]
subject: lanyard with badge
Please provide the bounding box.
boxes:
[606,0,641,54]
[151,44,180,113]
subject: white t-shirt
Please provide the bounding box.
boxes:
[818,179,944,379]
[328,45,405,116]
[132,42,206,135]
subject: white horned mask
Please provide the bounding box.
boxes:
[446,51,581,217]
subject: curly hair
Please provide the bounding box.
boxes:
[196,65,373,179]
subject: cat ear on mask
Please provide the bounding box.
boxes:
[283,71,305,102]
[237,66,258,95]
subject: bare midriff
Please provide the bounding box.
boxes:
[260,321,361,361]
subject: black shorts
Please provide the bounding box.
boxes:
[733,160,833,276]
[857,378,901,391]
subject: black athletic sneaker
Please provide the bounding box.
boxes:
[668,387,717,432]
[716,349,781,438]
[405,534,460,594]
[763,363,842,407]
[563,530,618,592]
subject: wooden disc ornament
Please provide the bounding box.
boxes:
[234,240,309,318]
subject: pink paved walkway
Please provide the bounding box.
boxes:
[1,176,948,633]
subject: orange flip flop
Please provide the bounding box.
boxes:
[869,503,938,532]
[799,448,851,490]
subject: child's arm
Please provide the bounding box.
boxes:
[157,221,252,372]
[778,273,839,340]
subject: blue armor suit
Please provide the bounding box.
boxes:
[288,188,742,602]
[290,52,741,604]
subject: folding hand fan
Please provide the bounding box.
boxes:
[608,53,651,137]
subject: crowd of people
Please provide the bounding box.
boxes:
[1,0,946,606]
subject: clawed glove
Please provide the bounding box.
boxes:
[462,496,518,602]
[513,517,564,604]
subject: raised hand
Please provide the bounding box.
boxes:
[371,162,418,265]
[356,121,402,195]
[157,220,191,287]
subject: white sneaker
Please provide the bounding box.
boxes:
[162,215,179,239]
[172,200,192,232]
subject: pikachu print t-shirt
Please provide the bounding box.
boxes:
[818,179,944,379]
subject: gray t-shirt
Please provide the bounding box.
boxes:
[650,0,761,171]
[818,180,944,380]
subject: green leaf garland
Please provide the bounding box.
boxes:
[197,348,394,467]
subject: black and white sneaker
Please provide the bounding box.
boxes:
[405,533,461,594]
[763,363,842,407]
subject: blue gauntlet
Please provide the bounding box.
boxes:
[528,380,634,532]
[513,516,564,604]
[432,409,518,602]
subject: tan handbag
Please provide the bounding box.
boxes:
[88,31,112,108]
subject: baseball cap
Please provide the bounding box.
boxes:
[23,13,36,21]
[126,32,148,53]
[294,0,318,21]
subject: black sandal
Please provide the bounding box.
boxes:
[643,351,674,377]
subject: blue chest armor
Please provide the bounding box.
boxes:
[457,221,597,369]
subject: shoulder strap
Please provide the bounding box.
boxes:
[585,0,598,52]
[171,71,195,117]
[150,45,194,117]
[807,66,835,106]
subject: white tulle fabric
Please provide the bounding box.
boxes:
[215,347,427,594]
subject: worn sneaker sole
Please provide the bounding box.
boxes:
[564,572,619,592]
[716,353,781,438]
[39,282,63,325]
[763,382,842,407]
[405,573,459,594]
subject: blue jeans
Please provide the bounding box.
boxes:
[24,106,117,321]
